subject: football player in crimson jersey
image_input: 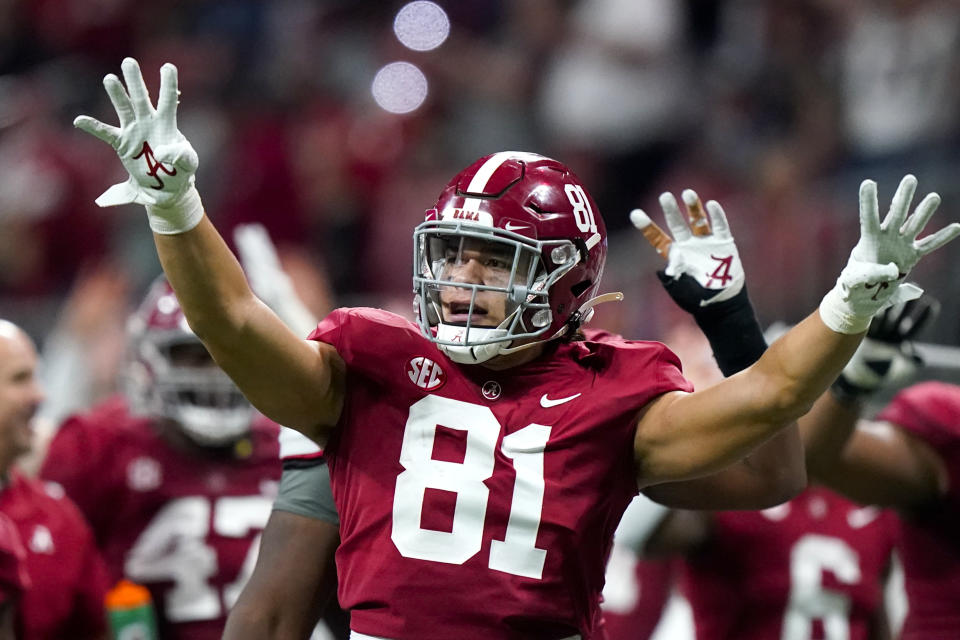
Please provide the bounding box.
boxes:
[38,279,282,640]
[669,489,898,640]
[0,320,110,640]
[75,58,960,640]
[799,353,960,636]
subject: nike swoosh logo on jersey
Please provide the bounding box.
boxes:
[504,222,527,232]
[540,393,581,408]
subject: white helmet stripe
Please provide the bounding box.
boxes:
[460,151,546,213]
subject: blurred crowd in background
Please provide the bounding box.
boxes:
[2,0,960,402]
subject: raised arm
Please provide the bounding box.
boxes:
[74,58,344,443]
[631,176,959,487]
[630,190,804,509]
[800,296,947,507]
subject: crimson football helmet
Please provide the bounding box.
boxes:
[123,277,253,446]
[413,151,617,364]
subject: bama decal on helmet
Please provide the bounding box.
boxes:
[406,356,446,391]
[441,208,493,226]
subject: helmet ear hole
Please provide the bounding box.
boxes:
[570,280,592,299]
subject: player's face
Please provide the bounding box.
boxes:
[0,324,43,468]
[436,237,529,327]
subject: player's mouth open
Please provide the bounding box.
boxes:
[445,302,490,325]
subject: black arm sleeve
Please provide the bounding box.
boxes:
[658,272,767,376]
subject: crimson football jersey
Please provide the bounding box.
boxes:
[0,470,109,640]
[39,396,281,640]
[601,554,675,640]
[680,486,898,640]
[309,307,693,640]
[875,381,960,639]
[0,511,27,607]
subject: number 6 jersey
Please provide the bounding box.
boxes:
[309,308,693,640]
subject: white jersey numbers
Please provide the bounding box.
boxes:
[392,396,551,579]
[124,495,272,622]
[392,396,499,565]
[781,534,861,640]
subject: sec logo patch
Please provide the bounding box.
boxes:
[407,356,446,391]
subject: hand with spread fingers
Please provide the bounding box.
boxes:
[630,189,745,310]
[820,176,960,335]
[631,189,766,377]
[74,57,203,235]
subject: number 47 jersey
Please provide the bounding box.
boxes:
[310,308,693,640]
[39,397,281,640]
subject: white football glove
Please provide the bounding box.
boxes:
[234,223,318,337]
[74,57,203,235]
[819,175,960,334]
[630,188,744,306]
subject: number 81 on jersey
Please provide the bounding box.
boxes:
[391,396,551,579]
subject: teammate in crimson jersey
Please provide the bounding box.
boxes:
[870,382,960,637]
[38,280,281,640]
[0,471,110,640]
[676,488,898,640]
[786,281,960,639]
[797,379,960,639]
[0,319,109,640]
[75,58,959,639]
[615,298,930,640]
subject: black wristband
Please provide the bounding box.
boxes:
[659,272,767,376]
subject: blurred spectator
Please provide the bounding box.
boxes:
[0,71,111,303]
[835,0,960,183]
[3,0,960,368]
[0,319,110,640]
[537,0,700,231]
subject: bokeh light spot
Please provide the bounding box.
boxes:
[371,62,429,114]
[393,1,450,52]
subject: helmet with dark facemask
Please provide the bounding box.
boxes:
[123,277,253,446]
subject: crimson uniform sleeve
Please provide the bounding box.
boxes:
[307,307,349,351]
[39,414,110,534]
[875,381,960,449]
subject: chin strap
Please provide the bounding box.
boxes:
[573,291,624,326]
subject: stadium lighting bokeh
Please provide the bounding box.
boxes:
[393,1,450,52]
[371,62,429,114]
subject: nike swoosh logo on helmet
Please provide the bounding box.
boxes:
[504,222,527,232]
[540,393,581,408]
